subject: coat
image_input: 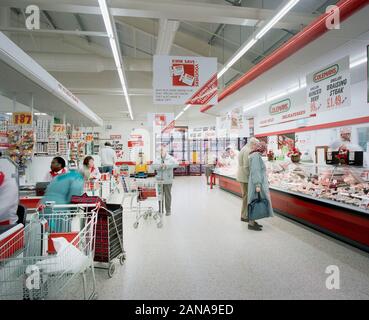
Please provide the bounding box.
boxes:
[236,144,251,183]
[42,170,84,205]
[152,154,179,184]
[247,152,274,218]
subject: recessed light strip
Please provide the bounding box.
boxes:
[98,0,134,120]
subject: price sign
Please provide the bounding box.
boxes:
[52,124,66,133]
[13,112,33,126]
[85,135,94,142]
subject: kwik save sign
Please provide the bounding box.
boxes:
[307,56,351,113]
[153,55,218,105]
[258,95,310,128]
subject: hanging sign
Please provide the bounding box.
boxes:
[258,95,310,128]
[307,56,351,114]
[161,120,176,134]
[153,55,218,105]
[110,135,122,140]
[12,112,32,126]
[85,134,94,142]
[52,124,66,133]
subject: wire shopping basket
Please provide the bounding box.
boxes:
[0,203,99,300]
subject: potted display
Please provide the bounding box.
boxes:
[287,147,302,163]
[267,150,275,161]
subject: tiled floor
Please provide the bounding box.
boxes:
[96,176,369,300]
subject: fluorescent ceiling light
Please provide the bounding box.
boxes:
[183,104,191,112]
[255,0,300,40]
[350,56,367,68]
[98,0,134,120]
[175,111,184,121]
[5,112,12,115]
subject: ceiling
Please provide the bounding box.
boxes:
[0,0,341,123]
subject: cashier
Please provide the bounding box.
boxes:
[45,157,68,182]
[82,156,101,181]
[0,162,19,225]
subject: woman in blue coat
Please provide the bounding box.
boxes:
[247,141,274,231]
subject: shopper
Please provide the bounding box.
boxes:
[205,148,217,185]
[42,169,84,206]
[82,156,101,181]
[99,142,116,174]
[152,146,179,216]
[247,141,274,231]
[45,157,68,182]
[0,160,19,225]
[236,137,259,222]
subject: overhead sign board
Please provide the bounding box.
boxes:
[153,55,218,105]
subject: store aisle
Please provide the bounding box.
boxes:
[96,177,369,300]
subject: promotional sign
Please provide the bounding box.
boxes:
[258,95,310,128]
[12,112,32,126]
[307,56,351,113]
[153,55,218,105]
[52,124,66,133]
[110,135,122,140]
[0,132,9,148]
[85,134,94,142]
[128,140,144,148]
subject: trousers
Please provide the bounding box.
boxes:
[240,182,248,220]
[159,184,172,213]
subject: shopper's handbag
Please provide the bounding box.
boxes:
[248,192,270,221]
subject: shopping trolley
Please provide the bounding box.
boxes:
[71,194,125,278]
[0,203,99,300]
[132,178,165,229]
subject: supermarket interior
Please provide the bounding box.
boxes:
[1,0,369,301]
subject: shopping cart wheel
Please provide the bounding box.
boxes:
[133,222,139,229]
[108,263,116,278]
[144,213,148,220]
[157,222,163,229]
[153,213,158,220]
[119,254,126,265]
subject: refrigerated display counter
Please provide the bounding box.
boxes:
[213,161,369,252]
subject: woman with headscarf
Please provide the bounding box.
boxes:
[247,141,274,231]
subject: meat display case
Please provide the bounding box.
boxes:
[213,161,369,252]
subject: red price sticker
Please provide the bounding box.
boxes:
[13,112,33,125]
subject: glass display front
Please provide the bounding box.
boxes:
[214,159,369,213]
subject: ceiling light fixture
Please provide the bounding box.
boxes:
[98,0,134,120]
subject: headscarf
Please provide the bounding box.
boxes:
[250,141,267,155]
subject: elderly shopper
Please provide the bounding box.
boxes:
[152,145,179,216]
[247,141,274,231]
[236,137,259,222]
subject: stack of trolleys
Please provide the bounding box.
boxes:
[71,194,125,279]
[0,202,100,300]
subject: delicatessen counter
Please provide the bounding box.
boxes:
[213,161,369,252]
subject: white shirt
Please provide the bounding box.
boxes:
[99,146,117,166]
[0,163,19,225]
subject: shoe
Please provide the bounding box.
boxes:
[166,212,171,216]
[248,224,262,231]
[241,218,249,223]
[255,221,263,228]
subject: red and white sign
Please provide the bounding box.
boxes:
[128,140,144,148]
[0,132,9,148]
[153,55,218,105]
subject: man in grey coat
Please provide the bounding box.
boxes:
[152,145,179,216]
[236,137,259,222]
